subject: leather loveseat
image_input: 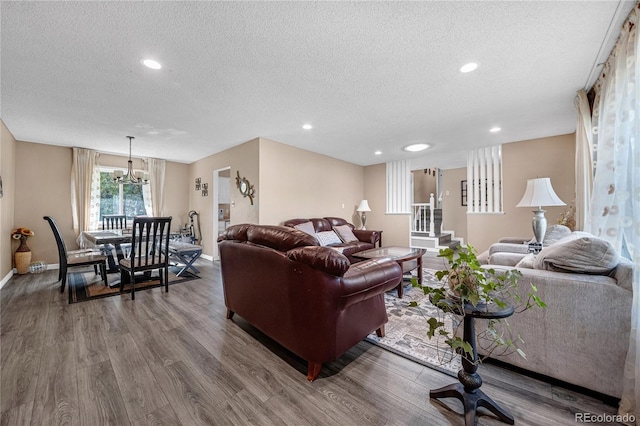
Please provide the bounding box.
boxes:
[218,224,403,381]
[283,217,380,263]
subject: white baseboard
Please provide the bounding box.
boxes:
[0,270,14,289]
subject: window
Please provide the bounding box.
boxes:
[94,168,148,226]
[99,171,146,218]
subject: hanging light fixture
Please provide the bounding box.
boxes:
[112,136,149,185]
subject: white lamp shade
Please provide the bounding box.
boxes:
[357,200,371,212]
[516,178,566,208]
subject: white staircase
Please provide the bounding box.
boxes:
[410,195,463,253]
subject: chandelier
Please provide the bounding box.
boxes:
[112,136,149,185]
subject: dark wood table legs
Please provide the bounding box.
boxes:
[430,310,514,426]
[397,254,423,298]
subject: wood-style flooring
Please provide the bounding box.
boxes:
[1,260,621,425]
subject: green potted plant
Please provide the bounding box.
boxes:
[412,244,546,364]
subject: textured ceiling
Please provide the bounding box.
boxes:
[1,1,635,168]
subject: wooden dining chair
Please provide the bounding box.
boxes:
[100,214,130,270]
[43,216,108,295]
[102,214,127,230]
[119,216,172,300]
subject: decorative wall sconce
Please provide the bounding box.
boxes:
[195,178,201,190]
[202,183,208,197]
[235,171,255,205]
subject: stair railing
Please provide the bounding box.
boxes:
[411,193,436,237]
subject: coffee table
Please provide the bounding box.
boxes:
[353,246,427,298]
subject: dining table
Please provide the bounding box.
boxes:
[78,230,133,272]
[78,230,197,286]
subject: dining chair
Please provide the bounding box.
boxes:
[43,216,108,295]
[102,214,127,230]
[119,216,172,300]
[101,214,130,269]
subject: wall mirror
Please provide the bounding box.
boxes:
[235,171,255,205]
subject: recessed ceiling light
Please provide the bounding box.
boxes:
[460,62,478,73]
[142,59,162,70]
[490,127,501,133]
[302,124,313,130]
[374,150,382,155]
[403,143,430,152]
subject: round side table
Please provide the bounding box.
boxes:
[430,299,515,426]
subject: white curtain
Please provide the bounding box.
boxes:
[574,89,593,231]
[587,5,639,421]
[144,158,165,216]
[71,148,100,233]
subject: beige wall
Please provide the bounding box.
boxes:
[441,167,468,242]
[12,142,191,265]
[187,138,260,257]
[413,169,437,203]
[14,141,74,266]
[467,133,575,253]
[258,138,365,226]
[1,121,17,280]
[364,163,411,247]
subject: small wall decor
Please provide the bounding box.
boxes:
[202,188,208,197]
[195,177,201,191]
[235,171,255,205]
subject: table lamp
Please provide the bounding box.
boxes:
[516,178,565,244]
[357,200,371,230]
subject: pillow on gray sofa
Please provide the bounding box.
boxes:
[528,224,572,245]
[515,253,536,269]
[533,233,619,274]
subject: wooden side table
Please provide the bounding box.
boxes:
[430,300,515,426]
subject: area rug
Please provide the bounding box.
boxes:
[67,266,200,303]
[366,269,461,377]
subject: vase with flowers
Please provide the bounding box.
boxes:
[12,227,35,274]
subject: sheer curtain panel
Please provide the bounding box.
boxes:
[71,148,100,233]
[145,158,165,217]
[588,4,639,421]
[574,89,593,231]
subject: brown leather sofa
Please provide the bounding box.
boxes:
[218,224,402,381]
[283,217,380,263]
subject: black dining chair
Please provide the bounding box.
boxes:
[43,216,108,295]
[100,214,130,270]
[119,216,172,300]
[102,214,127,230]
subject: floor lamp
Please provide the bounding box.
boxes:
[516,177,565,245]
[357,200,371,230]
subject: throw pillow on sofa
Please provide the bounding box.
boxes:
[333,224,359,243]
[316,230,342,246]
[294,221,316,237]
[515,253,536,269]
[533,233,619,274]
[528,224,572,246]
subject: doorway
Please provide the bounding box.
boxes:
[213,167,231,260]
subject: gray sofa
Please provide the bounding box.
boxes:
[477,229,633,399]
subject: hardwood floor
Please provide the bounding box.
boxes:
[1,260,621,425]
